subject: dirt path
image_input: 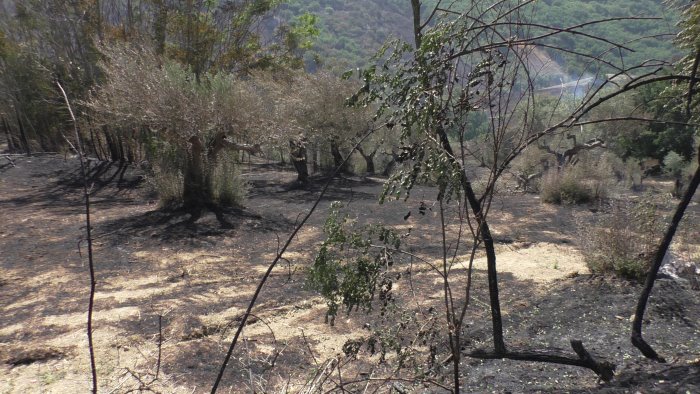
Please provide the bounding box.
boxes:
[1,155,698,393]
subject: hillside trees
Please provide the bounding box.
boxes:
[530,0,678,75]
[0,0,102,153]
[291,72,380,174]
[274,0,678,73]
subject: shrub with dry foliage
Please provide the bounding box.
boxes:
[540,168,594,205]
[578,196,665,280]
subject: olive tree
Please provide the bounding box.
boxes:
[293,72,380,174]
[88,45,263,217]
[254,71,389,182]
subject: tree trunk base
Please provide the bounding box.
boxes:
[631,333,666,363]
[181,202,234,229]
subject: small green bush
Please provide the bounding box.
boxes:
[145,141,185,208]
[210,152,247,207]
[540,170,593,204]
[149,166,184,208]
[663,151,688,178]
[307,203,403,325]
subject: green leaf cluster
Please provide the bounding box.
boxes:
[348,10,514,203]
[307,202,403,325]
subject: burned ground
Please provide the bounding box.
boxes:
[0,154,698,393]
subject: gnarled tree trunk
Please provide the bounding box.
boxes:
[182,135,211,213]
[541,135,606,170]
[330,137,347,173]
[357,145,377,174]
[382,149,400,176]
[180,132,260,224]
[289,137,309,184]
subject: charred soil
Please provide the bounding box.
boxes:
[0,154,698,393]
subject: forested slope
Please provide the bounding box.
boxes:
[277,0,413,70]
[280,0,679,74]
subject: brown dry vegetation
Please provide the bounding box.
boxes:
[1,154,699,393]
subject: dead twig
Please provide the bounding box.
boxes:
[123,368,159,393]
[300,328,319,367]
[325,376,453,393]
[56,80,98,394]
[156,314,163,380]
[301,358,338,394]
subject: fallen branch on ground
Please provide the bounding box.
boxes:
[470,340,616,382]
[3,155,15,167]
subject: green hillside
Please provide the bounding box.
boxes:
[277,0,413,70]
[532,0,679,75]
[279,0,679,74]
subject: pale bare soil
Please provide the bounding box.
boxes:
[0,155,699,393]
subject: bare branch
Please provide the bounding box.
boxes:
[56,80,98,394]
[470,340,616,381]
[571,116,698,127]
[686,48,700,117]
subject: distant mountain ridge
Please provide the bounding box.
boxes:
[278,0,679,75]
